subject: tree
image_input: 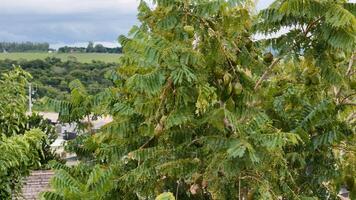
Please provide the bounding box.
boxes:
[41,162,117,200]
[86,41,95,53]
[0,42,49,52]
[46,79,96,133]
[0,67,31,136]
[27,113,59,165]
[94,44,107,53]
[254,0,356,89]
[0,58,116,104]
[0,129,45,199]
[43,0,355,199]
[0,67,49,199]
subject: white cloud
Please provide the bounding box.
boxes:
[0,0,278,15]
[0,0,139,15]
[0,31,30,41]
[0,0,139,44]
[255,0,273,10]
[50,41,119,49]
[0,0,276,45]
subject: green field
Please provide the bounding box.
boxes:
[0,52,121,63]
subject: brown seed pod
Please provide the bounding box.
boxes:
[263,52,274,63]
[154,123,164,134]
[190,184,201,195]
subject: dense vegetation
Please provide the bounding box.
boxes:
[0,67,58,199]
[0,52,121,63]
[0,41,122,53]
[41,0,356,199]
[0,42,50,52]
[58,42,122,54]
[0,58,117,104]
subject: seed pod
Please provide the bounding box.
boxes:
[223,72,232,86]
[227,82,233,95]
[247,190,255,200]
[202,180,208,188]
[154,123,163,134]
[192,173,203,184]
[263,52,273,63]
[304,76,312,85]
[215,68,225,79]
[332,51,346,62]
[350,80,356,90]
[245,38,253,50]
[184,25,195,37]
[221,81,233,101]
[303,67,317,76]
[311,75,319,85]
[190,184,201,195]
[233,82,243,95]
[159,115,167,124]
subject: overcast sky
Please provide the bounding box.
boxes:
[0,0,273,48]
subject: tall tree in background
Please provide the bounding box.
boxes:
[0,42,49,52]
[46,79,96,133]
[86,41,95,53]
[43,0,355,199]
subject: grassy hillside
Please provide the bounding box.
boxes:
[0,52,120,63]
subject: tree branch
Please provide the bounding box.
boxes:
[254,57,282,90]
[340,92,356,105]
[304,17,323,37]
[347,112,356,122]
[346,52,355,76]
[339,102,356,106]
[140,79,173,150]
[336,53,355,104]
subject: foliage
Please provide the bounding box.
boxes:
[0,53,121,63]
[0,42,49,53]
[156,192,175,200]
[40,161,118,200]
[46,79,95,132]
[27,113,60,166]
[64,134,97,160]
[0,67,58,163]
[44,0,355,199]
[0,68,60,199]
[0,66,31,136]
[0,129,45,199]
[58,43,122,54]
[255,0,356,52]
[0,58,116,105]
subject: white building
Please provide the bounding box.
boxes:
[29,112,113,161]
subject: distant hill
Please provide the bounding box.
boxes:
[0,56,119,110]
